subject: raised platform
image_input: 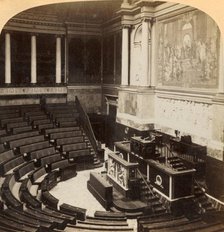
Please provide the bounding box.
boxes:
[88,171,148,219]
[111,187,148,218]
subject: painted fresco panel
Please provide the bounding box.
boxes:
[123,92,137,116]
[157,10,220,88]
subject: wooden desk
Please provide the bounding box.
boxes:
[114,141,130,161]
[147,159,196,201]
[130,136,156,159]
[114,141,148,176]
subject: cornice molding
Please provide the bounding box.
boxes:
[212,93,224,105]
[0,87,67,96]
[9,17,64,27]
[155,88,216,104]
[135,1,166,8]
[154,4,196,21]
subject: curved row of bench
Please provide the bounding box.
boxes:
[0,103,133,232]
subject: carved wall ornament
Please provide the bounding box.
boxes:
[155,97,212,139]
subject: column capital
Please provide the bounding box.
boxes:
[30,33,38,37]
[122,24,132,29]
[142,17,156,26]
[55,34,64,39]
[2,29,13,35]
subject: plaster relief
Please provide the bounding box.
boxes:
[155,97,212,139]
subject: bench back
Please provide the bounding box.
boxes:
[1,155,24,176]
[49,130,82,140]
[0,150,14,163]
[56,136,84,146]
[30,146,56,160]
[9,135,45,149]
[30,166,46,183]
[0,131,39,144]
[40,153,61,166]
[50,159,69,170]
[14,161,35,181]
[62,142,87,152]
[19,140,50,154]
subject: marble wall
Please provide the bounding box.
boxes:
[130,24,143,86]
[117,89,155,131]
[157,10,220,89]
[118,91,137,116]
[67,86,102,113]
[155,96,212,142]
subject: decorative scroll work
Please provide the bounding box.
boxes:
[155,97,213,138]
[157,10,220,88]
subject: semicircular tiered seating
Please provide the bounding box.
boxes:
[0,102,223,232]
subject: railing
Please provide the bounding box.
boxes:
[160,143,176,160]
[74,96,100,155]
[137,168,156,200]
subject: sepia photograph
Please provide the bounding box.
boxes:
[0,0,223,231]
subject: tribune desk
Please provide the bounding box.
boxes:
[114,139,154,176]
[107,153,139,199]
[114,141,131,161]
[147,159,196,201]
[130,136,156,159]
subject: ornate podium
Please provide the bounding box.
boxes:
[107,153,139,199]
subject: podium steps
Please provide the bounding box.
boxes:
[194,184,215,214]
[138,177,167,216]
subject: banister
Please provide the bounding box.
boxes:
[74,96,99,154]
[136,168,156,199]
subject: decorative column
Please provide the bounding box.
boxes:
[101,38,104,83]
[140,18,151,87]
[64,35,67,84]
[218,36,224,93]
[150,18,156,87]
[121,25,130,86]
[5,32,11,84]
[56,36,62,84]
[31,34,37,84]
[113,34,117,84]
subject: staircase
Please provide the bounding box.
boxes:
[194,183,215,214]
[85,136,102,168]
[74,97,104,169]
[137,169,167,216]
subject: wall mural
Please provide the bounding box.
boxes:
[157,10,220,88]
[123,93,137,116]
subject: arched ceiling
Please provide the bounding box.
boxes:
[0,0,223,37]
[14,1,123,24]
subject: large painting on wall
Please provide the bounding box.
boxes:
[157,10,220,88]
